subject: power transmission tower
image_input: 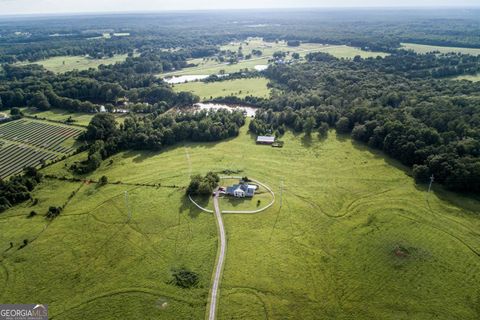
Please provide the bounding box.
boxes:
[427,174,434,193]
[125,191,132,221]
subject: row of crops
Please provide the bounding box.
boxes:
[0,143,57,178]
[0,119,83,153]
[0,119,85,179]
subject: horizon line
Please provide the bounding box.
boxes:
[1,5,480,18]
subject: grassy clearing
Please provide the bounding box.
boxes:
[17,54,129,73]
[21,108,95,126]
[173,78,270,100]
[164,38,388,76]
[454,73,480,82]
[401,43,480,55]
[1,120,480,319]
[21,108,129,126]
[221,38,388,59]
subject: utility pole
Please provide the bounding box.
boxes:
[427,174,434,193]
[125,191,132,221]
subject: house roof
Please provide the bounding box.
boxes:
[226,183,256,196]
[257,136,275,143]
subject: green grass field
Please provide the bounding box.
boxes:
[21,108,129,126]
[1,120,480,319]
[173,78,270,100]
[17,54,129,73]
[21,108,95,126]
[221,38,388,59]
[454,74,480,82]
[164,39,388,76]
[401,43,480,55]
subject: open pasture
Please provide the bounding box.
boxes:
[222,38,388,59]
[172,77,271,100]
[4,120,473,319]
[164,39,388,77]
[21,108,95,127]
[0,119,84,178]
[401,43,480,55]
[17,54,129,73]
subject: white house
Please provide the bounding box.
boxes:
[227,183,256,198]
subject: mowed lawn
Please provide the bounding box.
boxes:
[173,78,271,100]
[17,54,129,73]
[1,121,480,319]
[401,43,480,55]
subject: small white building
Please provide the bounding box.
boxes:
[256,136,275,145]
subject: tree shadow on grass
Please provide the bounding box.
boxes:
[335,132,350,142]
[222,196,250,208]
[301,134,313,148]
[179,194,210,218]
[349,137,480,213]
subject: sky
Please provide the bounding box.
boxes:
[0,0,478,15]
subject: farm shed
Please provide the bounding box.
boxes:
[256,136,275,145]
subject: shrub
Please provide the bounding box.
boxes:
[98,175,108,186]
[170,268,199,289]
[27,211,37,218]
[46,206,62,220]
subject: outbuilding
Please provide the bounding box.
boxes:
[256,136,275,145]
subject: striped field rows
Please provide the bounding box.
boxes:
[0,119,84,178]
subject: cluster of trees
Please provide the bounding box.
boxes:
[257,53,480,193]
[170,267,199,289]
[73,110,245,174]
[249,107,336,137]
[0,167,42,212]
[186,172,220,196]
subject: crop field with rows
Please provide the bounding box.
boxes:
[0,119,84,178]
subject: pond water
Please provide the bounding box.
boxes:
[193,103,258,117]
[254,65,269,71]
[164,75,209,84]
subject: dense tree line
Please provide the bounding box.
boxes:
[0,167,42,212]
[73,110,245,174]
[254,54,480,193]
